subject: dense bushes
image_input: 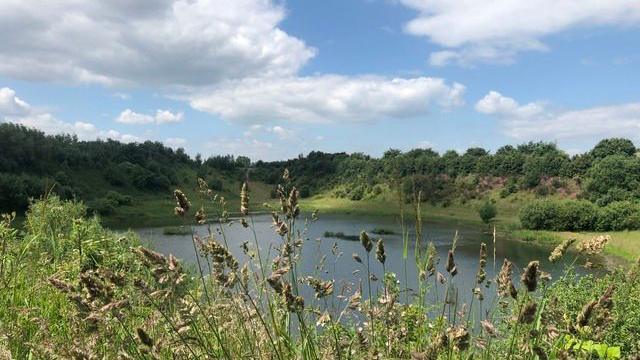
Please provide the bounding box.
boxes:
[520,199,640,231]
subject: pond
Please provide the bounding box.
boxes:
[135,213,600,313]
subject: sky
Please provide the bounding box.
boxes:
[1,0,639,161]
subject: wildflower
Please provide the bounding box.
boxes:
[521,261,539,292]
[360,231,372,253]
[518,301,538,324]
[240,182,249,215]
[375,238,386,265]
[577,235,610,255]
[549,238,576,263]
[497,259,517,299]
[446,250,457,277]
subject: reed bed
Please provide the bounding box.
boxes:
[0,170,639,359]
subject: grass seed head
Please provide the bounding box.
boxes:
[240,182,249,215]
[521,261,539,292]
[446,250,457,277]
[375,238,386,265]
[518,301,538,324]
[549,238,576,263]
[360,231,372,253]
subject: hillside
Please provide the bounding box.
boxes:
[3,123,640,232]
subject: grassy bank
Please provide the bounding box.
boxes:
[513,229,640,262]
[100,180,274,229]
[300,191,526,227]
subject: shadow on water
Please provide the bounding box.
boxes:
[135,213,603,317]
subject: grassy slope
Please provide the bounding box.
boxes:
[75,166,274,229]
[302,189,640,262]
[301,189,530,227]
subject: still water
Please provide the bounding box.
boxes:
[135,213,598,310]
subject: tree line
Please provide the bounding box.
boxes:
[2,123,640,231]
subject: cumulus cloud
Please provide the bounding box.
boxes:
[0,0,314,87]
[189,75,465,123]
[398,0,640,66]
[476,90,640,140]
[1,87,140,142]
[116,109,184,124]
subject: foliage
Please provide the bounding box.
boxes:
[520,199,640,231]
[478,201,497,223]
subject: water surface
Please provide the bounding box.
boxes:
[135,213,598,312]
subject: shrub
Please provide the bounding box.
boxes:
[521,199,640,231]
[520,200,563,230]
[596,201,640,231]
[478,201,497,224]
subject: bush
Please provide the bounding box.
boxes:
[105,191,132,206]
[478,201,497,224]
[596,201,640,231]
[87,197,118,215]
[521,199,640,231]
[519,200,563,230]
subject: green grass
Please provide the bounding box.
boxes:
[3,195,640,358]
[100,179,274,229]
[300,189,529,227]
[513,229,640,261]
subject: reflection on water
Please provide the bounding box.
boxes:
[135,213,600,311]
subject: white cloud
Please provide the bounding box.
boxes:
[190,75,465,123]
[116,109,184,124]
[165,137,187,148]
[476,90,640,140]
[398,0,640,66]
[0,0,314,87]
[155,110,184,124]
[417,140,435,149]
[270,125,295,140]
[0,87,30,116]
[1,87,140,142]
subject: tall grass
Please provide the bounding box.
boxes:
[0,170,639,358]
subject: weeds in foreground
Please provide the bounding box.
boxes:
[0,170,639,359]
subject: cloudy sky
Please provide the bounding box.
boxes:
[1,0,639,160]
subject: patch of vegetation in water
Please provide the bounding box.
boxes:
[323,231,359,241]
[371,227,395,235]
[163,225,191,235]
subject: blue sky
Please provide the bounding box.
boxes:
[1,0,639,160]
